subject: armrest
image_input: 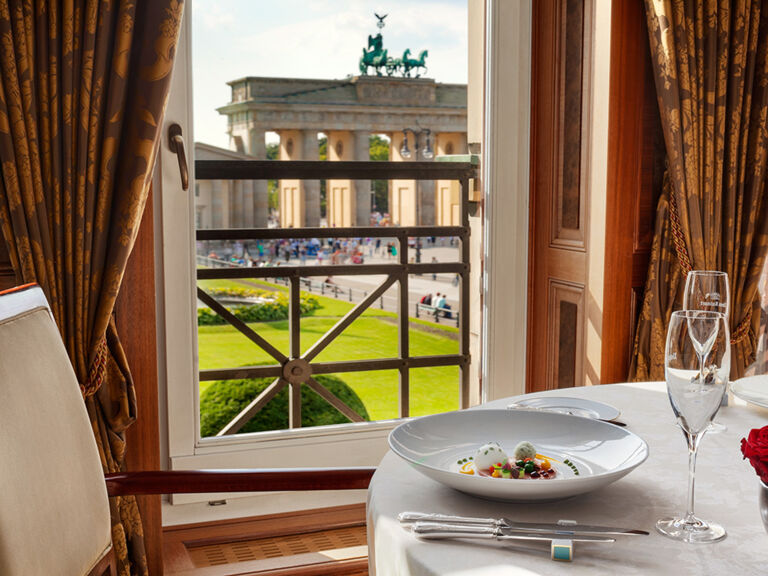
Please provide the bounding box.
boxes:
[104,467,376,496]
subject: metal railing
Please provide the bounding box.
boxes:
[195,160,474,435]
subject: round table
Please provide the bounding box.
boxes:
[366,382,768,575]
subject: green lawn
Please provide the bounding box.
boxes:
[197,278,460,421]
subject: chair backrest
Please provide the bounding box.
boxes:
[0,285,112,576]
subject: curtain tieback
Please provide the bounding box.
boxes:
[731,308,753,346]
[80,336,109,397]
[668,189,693,277]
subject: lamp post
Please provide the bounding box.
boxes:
[400,128,433,264]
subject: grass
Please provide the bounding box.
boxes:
[197,278,460,420]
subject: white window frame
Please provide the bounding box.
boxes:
[155,1,533,511]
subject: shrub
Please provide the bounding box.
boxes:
[208,287,270,299]
[197,293,320,325]
[199,374,369,437]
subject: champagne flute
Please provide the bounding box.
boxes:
[656,310,730,543]
[683,270,730,433]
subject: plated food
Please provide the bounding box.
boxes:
[455,440,580,479]
[388,408,648,501]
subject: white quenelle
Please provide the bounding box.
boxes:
[473,441,508,471]
[513,441,537,461]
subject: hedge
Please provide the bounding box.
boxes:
[197,293,320,325]
[199,374,370,437]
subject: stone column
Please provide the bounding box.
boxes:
[353,130,371,226]
[420,174,436,226]
[389,131,417,226]
[301,130,320,226]
[247,125,268,227]
[242,180,255,228]
[278,130,304,228]
[232,180,244,227]
[211,179,227,229]
[327,130,355,227]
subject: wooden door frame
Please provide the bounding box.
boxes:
[601,0,664,383]
[118,187,163,576]
[527,0,593,393]
[527,0,663,389]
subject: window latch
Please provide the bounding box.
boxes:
[168,123,189,191]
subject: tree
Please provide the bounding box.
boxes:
[370,135,390,213]
[266,142,279,210]
[319,136,327,217]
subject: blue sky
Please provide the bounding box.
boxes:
[192,0,468,148]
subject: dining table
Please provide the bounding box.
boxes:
[366,381,768,575]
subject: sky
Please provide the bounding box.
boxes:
[192,0,468,148]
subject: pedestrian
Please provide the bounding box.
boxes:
[431,256,438,281]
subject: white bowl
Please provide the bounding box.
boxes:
[388,409,648,501]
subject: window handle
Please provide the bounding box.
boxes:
[168,123,189,191]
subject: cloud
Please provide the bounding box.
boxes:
[192,0,468,148]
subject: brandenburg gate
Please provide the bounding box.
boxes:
[217,75,467,228]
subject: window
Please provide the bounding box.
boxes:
[155,2,488,512]
[155,2,539,519]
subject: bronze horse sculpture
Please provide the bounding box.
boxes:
[359,33,429,78]
[400,49,428,77]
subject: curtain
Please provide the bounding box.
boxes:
[631,0,768,380]
[0,1,183,574]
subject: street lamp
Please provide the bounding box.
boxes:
[400,128,433,160]
[400,128,433,264]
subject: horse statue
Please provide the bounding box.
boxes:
[385,49,409,76]
[359,33,389,76]
[403,49,428,77]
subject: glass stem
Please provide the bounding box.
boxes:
[684,431,702,525]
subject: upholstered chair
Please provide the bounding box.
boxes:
[0,284,374,576]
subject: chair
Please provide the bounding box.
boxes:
[0,284,375,576]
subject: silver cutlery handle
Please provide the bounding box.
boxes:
[411,522,498,539]
[399,512,497,525]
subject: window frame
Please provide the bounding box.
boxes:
[155,0,533,508]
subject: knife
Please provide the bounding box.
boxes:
[410,521,616,543]
[399,512,649,537]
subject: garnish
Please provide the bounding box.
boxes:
[563,458,580,475]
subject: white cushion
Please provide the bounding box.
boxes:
[0,306,112,575]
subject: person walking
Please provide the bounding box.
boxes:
[431,256,438,281]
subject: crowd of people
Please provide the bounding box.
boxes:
[202,236,459,269]
[418,292,452,318]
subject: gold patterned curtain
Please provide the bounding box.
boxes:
[0,1,183,574]
[631,0,768,381]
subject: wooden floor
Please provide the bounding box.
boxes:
[163,503,368,576]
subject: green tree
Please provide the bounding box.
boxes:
[370,135,390,213]
[266,142,279,210]
[319,136,327,217]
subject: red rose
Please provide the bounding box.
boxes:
[741,425,768,484]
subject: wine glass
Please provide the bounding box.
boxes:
[683,270,730,433]
[656,310,730,543]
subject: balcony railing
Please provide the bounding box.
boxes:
[195,160,475,436]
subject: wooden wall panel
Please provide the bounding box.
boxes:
[0,235,18,291]
[602,0,664,383]
[548,281,585,389]
[528,0,591,393]
[118,188,163,576]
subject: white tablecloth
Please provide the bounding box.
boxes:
[367,382,768,575]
